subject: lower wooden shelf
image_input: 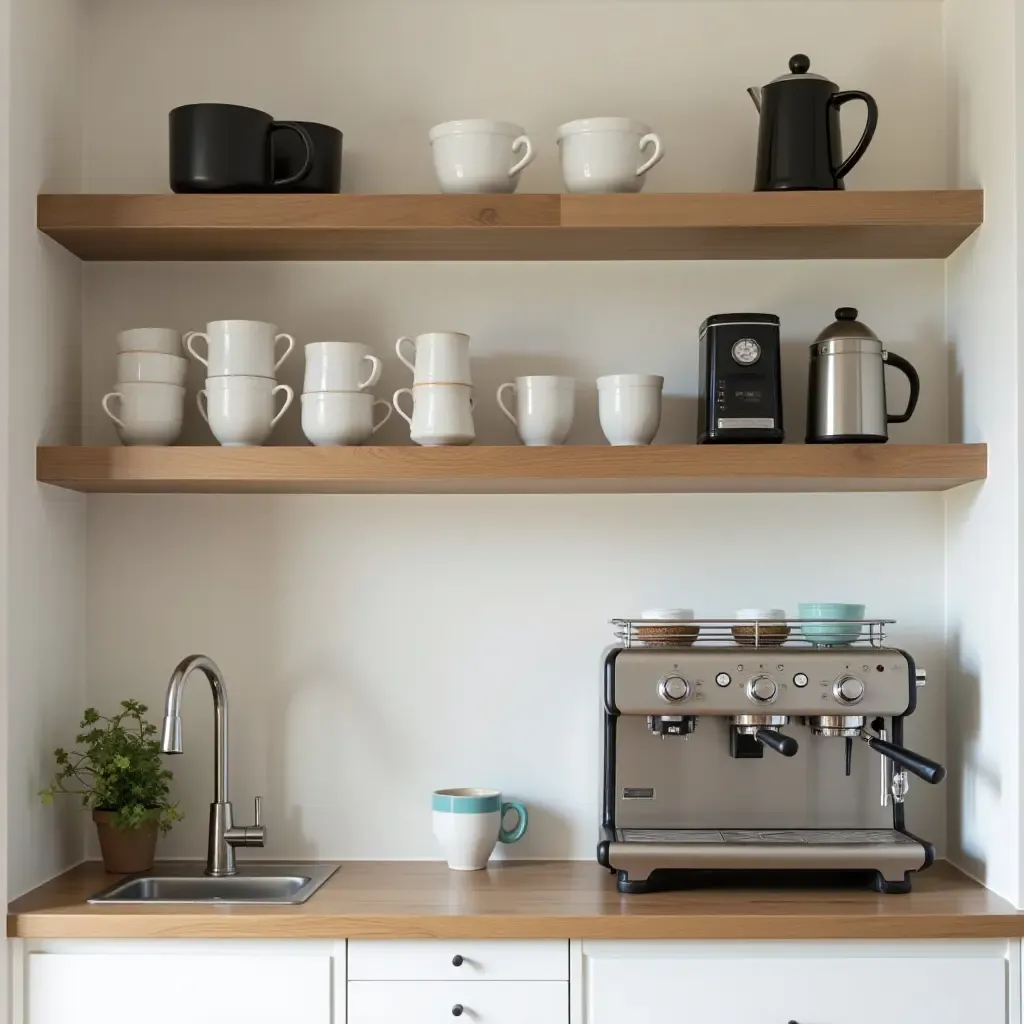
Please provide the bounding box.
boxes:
[36,444,987,495]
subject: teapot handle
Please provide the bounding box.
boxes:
[832,91,878,181]
[884,350,920,425]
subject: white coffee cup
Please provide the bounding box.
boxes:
[557,118,664,194]
[393,384,475,446]
[301,391,392,446]
[429,120,535,194]
[117,328,182,356]
[185,320,295,378]
[101,382,184,446]
[116,351,188,386]
[432,788,529,871]
[597,373,664,445]
[395,332,471,385]
[496,375,576,446]
[303,342,382,394]
[197,375,294,447]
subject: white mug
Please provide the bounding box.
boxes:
[597,373,664,445]
[116,351,188,386]
[101,382,184,446]
[496,376,575,446]
[393,384,475,446]
[197,375,294,447]
[301,391,392,446]
[557,118,664,194]
[303,342,382,393]
[395,332,471,385]
[429,120,535,194]
[432,789,529,871]
[185,320,295,378]
[117,327,182,356]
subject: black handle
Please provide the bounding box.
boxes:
[868,736,946,784]
[832,90,878,181]
[270,121,314,187]
[884,350,921,424]
[452,955,464,967]
[755,728,799,757]
[452,1005,464,1018]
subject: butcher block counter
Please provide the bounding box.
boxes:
[8,859,1024,941]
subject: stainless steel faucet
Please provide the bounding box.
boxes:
[160,654,266,876]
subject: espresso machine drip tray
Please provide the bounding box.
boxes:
[616,828,915,845]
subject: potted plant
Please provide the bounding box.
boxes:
[40,700,181,873]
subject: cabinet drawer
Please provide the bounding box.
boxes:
[348,940,568,980]
[349,981,566,1024]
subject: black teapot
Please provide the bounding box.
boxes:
[748,54,878,191]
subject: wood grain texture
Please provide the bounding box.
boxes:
[8,860,1023,940]
[36,192,982,261]
[35,444,988,495]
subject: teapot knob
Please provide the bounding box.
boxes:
[789,54,811,74]
[836,307,859,320]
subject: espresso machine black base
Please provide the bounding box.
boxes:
[611,867,914,896]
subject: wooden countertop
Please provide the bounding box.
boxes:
[8,860,1023,941]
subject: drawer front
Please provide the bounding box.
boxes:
[349,940,568,981]
[349,981,566,1024]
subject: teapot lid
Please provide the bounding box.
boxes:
[814,307,881,343]
[771,54,831,84]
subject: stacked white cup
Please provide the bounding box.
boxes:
[301,342,391,446]
[102,329,188,445]
[393,332,475,445]
[186,320,295,447]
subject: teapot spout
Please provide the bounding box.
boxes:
[747,86,763,113]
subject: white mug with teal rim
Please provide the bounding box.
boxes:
[432,788,528,871]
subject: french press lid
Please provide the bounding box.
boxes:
[813,307,883,355]
[769,54,832,84]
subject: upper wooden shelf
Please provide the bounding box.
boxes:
[37,191,983,261]
[37,444,987,495]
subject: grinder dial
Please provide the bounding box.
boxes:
[731,338,761,365]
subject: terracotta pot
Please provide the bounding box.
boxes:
[92,810,158,874]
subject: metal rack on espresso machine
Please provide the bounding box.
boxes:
[598,616,946,895]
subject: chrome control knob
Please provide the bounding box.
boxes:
[834,675,865,705]
[658,675,691,703]
[746,675,778,704]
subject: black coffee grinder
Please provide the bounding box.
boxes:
[697,313,784,443]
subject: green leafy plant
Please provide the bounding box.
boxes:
[40,700,181,833]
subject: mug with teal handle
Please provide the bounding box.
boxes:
[432,788,528,871]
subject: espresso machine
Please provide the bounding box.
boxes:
[598,617,945,894]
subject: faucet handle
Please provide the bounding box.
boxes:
[254,795,262,827]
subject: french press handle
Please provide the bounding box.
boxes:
[832,91,879,181]
[883,351,921,424]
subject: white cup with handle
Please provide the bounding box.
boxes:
[303,342,382,393]
[393,383,475,446]
[497,375,576,446]
[117,327,183,356]
[301,392,392,446]
[429,120,535,194]
[557,118,664,193]
[185,320,295,378]
[395,332,472,385]
[432,788,529,871]
[197,375,294,446]
[102,382,184,446]
[597,373,664,445]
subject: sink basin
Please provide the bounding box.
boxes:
[87,863,338,905]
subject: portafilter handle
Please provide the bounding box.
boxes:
[861,732,946,784]
[755,728,799,757]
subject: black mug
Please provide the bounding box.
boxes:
[169,103,313,193]
[273,121,343,193]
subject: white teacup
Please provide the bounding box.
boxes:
[395,332,471,385]
[393,384,475,446]
[597,373,664,445]
[197,375,294,447]
[557,117,664,194]
[102,382,184,446]
[116,351,188,386]
[185,320,295,378]
[117,327,182,356]
[429,120,535,194]
[432,788,528,871]
[497,376,575,446]
[304,342,382,394]
[301,391,392,446]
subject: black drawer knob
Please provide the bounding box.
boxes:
[452,955,464,967]
[452,1005,464,1017]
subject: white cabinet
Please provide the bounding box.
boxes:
[349,980,566,1024]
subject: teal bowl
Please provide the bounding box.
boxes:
[799,603,866,646]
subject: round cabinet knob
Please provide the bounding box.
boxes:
[834,675,866,705]
[658,675,691,703]
[452,955,464,967]
[452,1006,464,1018]
[793,672,809,688]
[747,675,778,704]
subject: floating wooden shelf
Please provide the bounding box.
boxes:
[37,191,983,261]
[37,444,988,495]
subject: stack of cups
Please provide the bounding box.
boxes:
[186,320,295,447]
[393,332,475,446]
[598,374,664,445]
[102,329,188,445]
[301,342,392,445]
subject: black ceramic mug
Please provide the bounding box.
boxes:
[169,103,313,193]
[273,121,343,193]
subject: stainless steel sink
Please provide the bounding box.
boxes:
[87,863,338,905]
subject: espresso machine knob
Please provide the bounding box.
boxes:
[658,675,691,703]
[746,675,778,704]
[834,675,866,704]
